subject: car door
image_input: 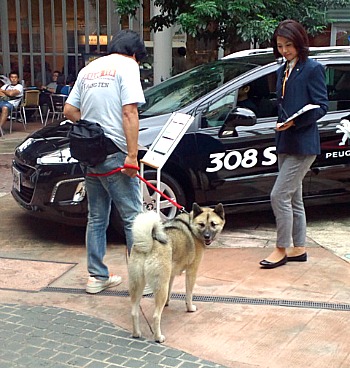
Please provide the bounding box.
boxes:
[308,61,350,200]
[192,67,282,208]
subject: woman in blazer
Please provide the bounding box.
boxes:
[260,20,328,269]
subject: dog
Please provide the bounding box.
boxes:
[128,202,225,343]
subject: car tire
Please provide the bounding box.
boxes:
[142,170,186,221]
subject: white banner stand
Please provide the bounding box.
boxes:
[140,112,194,214]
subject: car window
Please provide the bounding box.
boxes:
[200,71,279,129]
[245,73,278,118]
[139,60,262,117]
[201,91,237,128]
[326,65,350,111]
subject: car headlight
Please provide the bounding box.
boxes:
[37,147,78,165]
[50,179,86,203]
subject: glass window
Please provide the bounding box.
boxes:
[327,65,350,111]
[335,26,350,46]
[200,71,278,129]
[249,73,278,118]
[140,60,261,117]
[19,0,29,53]
[201,91,237,128]
[8,3,17,53]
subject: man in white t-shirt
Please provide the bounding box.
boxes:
[64,29,147,294]
[0,71,23,134]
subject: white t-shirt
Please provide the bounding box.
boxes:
[1,83,23,107]
[67,54,145,153]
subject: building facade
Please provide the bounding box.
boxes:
[1,0,126,86]
[0,0,349,88]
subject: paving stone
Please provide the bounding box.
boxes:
[124,359,145,368]
[0,304,222,368]
[85,361,110,368]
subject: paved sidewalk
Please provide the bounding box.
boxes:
[0,118,41,141]
[0,304,223,368]
[0,119,349,368]
[1,190,349,368]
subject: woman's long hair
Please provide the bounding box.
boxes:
[271,20,309,62]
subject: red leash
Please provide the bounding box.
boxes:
[86,164,184,211]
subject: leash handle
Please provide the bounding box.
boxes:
[86,165,184,211]
[123,164,140,171]
[85,164,140,177]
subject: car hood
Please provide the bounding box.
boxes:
[138,113,172,148]
[15,116,171,165]
[14,120,72,165]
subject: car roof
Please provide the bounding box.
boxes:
[140,46,350,119]
[222,48,274,59]
[222,46,350,64]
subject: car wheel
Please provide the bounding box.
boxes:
[142,170,186,221]
[110,170,186,238]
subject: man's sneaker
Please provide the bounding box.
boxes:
[143,284,153,296]
[86,274,122,294]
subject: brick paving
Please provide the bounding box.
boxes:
[0,304,225,368]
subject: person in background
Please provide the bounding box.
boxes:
[55,74,66,94]
[259,19,328,269]
[40,70,61,117]
[64,29,147,294]
[60,75,75,96]
[173,46,187,75]
[0,71,23,135]
[42,70,60,93]
[237,84,258,115]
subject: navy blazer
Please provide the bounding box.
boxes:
[276,58,328,155]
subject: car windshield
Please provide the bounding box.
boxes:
[139,60,266,117]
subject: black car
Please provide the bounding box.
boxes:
[11,47,350,229]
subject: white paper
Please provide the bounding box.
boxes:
[278,104,320,127]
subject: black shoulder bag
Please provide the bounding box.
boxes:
[68,120,108,167]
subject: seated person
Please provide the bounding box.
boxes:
[40,70,61,116]
[0,71,23,133]
[60,75,76,96]
[41,70,60,93]
[237,85,258,115]
[55,75,66,94]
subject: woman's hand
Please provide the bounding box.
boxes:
[276,120,295,131]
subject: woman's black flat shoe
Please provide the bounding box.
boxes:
[287,253,307,262]
[259,256,287,269]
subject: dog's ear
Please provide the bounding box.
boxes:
[192,202,203,218]
[213,203,225,220]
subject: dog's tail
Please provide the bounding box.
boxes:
[132,211,168,253]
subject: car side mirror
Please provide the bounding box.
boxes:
[218,107,256,138]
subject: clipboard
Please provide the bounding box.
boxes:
[278,104,320,127]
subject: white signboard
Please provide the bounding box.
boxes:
[141,112,194,169]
